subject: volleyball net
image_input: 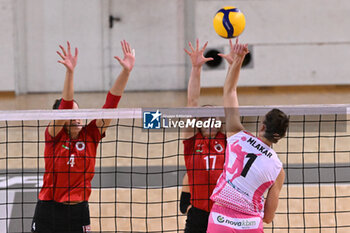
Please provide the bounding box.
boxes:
[0,105,350,232]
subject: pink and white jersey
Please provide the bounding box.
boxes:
[211,131,282,218]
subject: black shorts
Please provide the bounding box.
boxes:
[31,200,91,233]
[185,206,210,233]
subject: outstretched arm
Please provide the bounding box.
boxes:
[185,39,213,107]
[220,39,249,137]
[48,41,78,137]
[263,169,285,223]
[183,39,213,138]
[96,40,135,134]
[110,40,135,96]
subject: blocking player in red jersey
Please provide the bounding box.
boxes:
[207,39,288,233]
[31,40,135,233]
[180,39,226,233]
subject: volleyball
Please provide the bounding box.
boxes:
[213,6,246,39]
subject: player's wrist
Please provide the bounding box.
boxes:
[122,67,132,74]
[58,98,74,109]
[103,91,121,109]
[66,69,74,75]
[231,57,244,66]
[180,191,191,214]
[191,66,202,73]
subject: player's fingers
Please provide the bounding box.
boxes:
[57,51,65,60]
[235,37,239,44]
[57,60,65,64]
[232,43,237,53]
[114,56,122,63]
[202,41,209,51]
[235,45,240,53]
[244,47,249,54]
[59,45,67,56]
[121,40,126,55]
[244,44,249,52]
[132,49,136,57]
[229,39,233,50]
[189,42,195,52]
[236,44,241,53]
[67,41,71,55]
[184,48,191,55]
[124,40,129,53]
[127,41,132,54]
[196,39,199,51]
[218,54,228,60]
[74,48,78,58]
[205,57,214,61]
[125,41,131,53]
[240,44,245,53]
[238,43,243,50]
[123,40,129,53]
[128,43,132,54]
[218,53,228,58]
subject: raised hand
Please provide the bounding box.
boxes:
[219,38,249,65]
[57,41,78,73]
[184,39,213,68]
[114,40,135,72]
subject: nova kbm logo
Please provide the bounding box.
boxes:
[217,215,225,223]
[143,110,162,129]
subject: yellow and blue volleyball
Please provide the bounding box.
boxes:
[213,6,246,39]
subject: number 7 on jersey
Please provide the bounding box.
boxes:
[241,153,257,177]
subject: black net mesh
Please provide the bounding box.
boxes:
[0,107,349,232]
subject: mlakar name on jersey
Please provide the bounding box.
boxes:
[247,137,273,158]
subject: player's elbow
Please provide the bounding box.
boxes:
[223,91,238,107]
[263,214,275,224]
[223,87,237,97]
[263,217,273,224]
[187,98,198,107]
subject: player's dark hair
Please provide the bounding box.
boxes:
[201,104,214,108]
[52,98,79,109]
[263,108,289,143]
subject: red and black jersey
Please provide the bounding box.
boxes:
[39,120,104,203]
[183,132,226,212]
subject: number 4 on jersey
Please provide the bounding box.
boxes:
[67,154,75,167]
